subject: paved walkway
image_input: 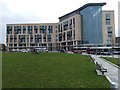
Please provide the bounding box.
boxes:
[97,55,119,58]
[91,55,120,89]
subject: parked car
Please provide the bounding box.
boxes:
[113,51,120,55]
[101,52,112,55]
[72,50,82,54]
[11,49,16,52]
[66,51,74,54]
[26,49,31,52]
[21,49,28,53]
[60,49,65,53]
[16,49,20,52]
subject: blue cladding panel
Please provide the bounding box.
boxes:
[80,6,103,44]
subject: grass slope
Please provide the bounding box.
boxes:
[102,57,120,67]
[2,52,109,88]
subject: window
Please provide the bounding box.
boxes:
[73,30,75,39]
[73,18,75,28]
[106,13,110,19]
[18,35,25,43]
[22,35,25,38]
[60,24,62,32]
[107,26,112,31]
[14,26,18,34]
[40,26,46,34]
[108,33,112,38]
[28,26,32,29]
[34,26,38,29]
[10,35,13,42]
[39,35,42,39]
[67,31,72,40]
[58,25,60,32]
[107,40,112,44]
[7,26,12,30]
[17,26,21,34]
[23,29,26,34]
[19,44,22,47]
[106,20,111,25]
[9,44,13,47]
[48,26,53,33]
[6,35,8,42]
[30,44,34,47]
[56,35,58,42]
[23,26,26,34]
[30,38,33,42]
[74,41,76,45]
[10,35,13,38]
[37,35,40,38]
[14,38,17,43]
[63,32,65,41]
[10,38,13,42]
[47,34,52,42]
[35,35,37,39]
[107,26,112,38]
[106,13,111,25]
[14,35,17,42]
[47,34,51,38]
[39,39,42,42]
[30,35,33,39]
[7,26,12,34]
[17,26,21,30]
[48,29,52,33]
[27,38,29,42]
[27,26,33,34]
[34,26,38,34]
[59,33,62,41]
[23,26,26,29]
[22,38,25,42]
[30,35,33,42]
[63,21,68,30]
[43,35,46,42]
[69,19,72,29]
[34,35,40,42]
[14,44,17,47]
[35,38,39,43]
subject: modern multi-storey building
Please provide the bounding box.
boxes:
[6,23,57,51]
[6,3,115,51]
[102,11,115,47]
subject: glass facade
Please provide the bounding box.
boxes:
[80,6,103,45]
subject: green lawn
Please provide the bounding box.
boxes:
[102,57,120,67]
[2,52,109,88]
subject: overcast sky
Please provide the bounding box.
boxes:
[0,0,119,44]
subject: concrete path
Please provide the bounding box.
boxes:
[91,55,120,89]
[97,55,119,58]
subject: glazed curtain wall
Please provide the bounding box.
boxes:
[80,6,103,45]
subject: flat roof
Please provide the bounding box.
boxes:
[7,23,57,25]
[59,3,106,20]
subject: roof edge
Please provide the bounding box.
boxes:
[59,3,106,19]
